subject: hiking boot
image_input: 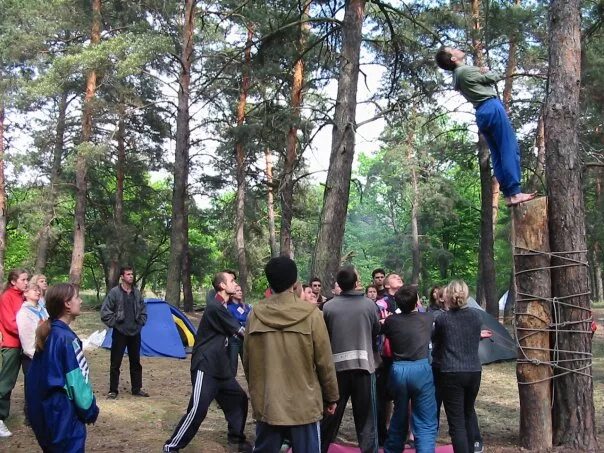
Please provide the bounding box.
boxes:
[474,441,484,453]
[107,391,118,399]
[132,389,150,397]
[0,420,12,437]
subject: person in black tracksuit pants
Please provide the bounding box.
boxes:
[163,272,248,452]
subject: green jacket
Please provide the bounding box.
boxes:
[243,291,339,426]
[453,64,501,107]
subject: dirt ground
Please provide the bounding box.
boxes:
[2,310,603,452]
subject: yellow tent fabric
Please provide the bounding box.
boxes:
[173,315,195,347]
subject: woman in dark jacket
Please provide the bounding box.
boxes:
[432,280,482,453]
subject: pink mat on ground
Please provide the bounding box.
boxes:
[326,443,454,453]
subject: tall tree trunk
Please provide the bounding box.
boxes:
[470,0,498,316]
[410,167,420,285]
[497,0,520,223]
[407,113,420,285]
[592,246,603,302]
[182,200,194,312]
[311,0,366,293]
[280,0,311,258]
[593,170,604,301]
[528,110,546,192]
[107,109,126,289]
[265,148,278,258]
[165,0,195,305]
[0,103,6,284]
[35,91,68,273]
[545,1,598,449]
[234,24,253,295]
[69,0,101,287]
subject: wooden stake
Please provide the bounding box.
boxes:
[511,196,553,449]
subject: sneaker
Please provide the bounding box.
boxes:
[107,391,118,399]
[0,420,12,437]
[132,389,150,397]
[474,441,484,453]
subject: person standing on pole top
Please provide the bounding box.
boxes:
[101,266,149,399]
[435,47,536,207]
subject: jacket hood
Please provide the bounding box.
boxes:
[253,292,316,329]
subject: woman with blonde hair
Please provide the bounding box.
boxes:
[16,282,49,425]
[30,274,48,307]
[432,280,483,453]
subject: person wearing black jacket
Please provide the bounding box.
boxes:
[100,266,148,399]
[432,280,483,453]
[163,272,249,453]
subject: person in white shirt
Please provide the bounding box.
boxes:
[16,282,49,425]
[30,275,48,308]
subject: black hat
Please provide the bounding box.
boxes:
[265,257,298,293]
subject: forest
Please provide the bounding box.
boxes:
[0,0,603,316]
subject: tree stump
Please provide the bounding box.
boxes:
[511,196,553,449]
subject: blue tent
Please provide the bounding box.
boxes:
[102,299,197,359]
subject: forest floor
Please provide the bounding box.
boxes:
[2,308,604,452]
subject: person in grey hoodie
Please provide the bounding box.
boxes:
[321,266,380,453]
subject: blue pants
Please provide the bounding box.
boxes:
[254,421,320,453]
[384,359,437,453]
[475,98,521,197]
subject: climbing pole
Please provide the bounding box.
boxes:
[510,196,553,450]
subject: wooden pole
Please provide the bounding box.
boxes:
[511,196,553,450]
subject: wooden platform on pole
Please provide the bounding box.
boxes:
[510,196,553,449]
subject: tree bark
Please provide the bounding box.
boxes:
[477,136,498,316]
[511,197,553,450]
[69,0,101,287]
[592,246,603,302]
[265,148,278,258]
[280,0,311,258]
[407,115,420,285]
[107,109,126,289]
[35,91,68,274]
[311,0,365,293]
[182,200,194,312]
[165,0,195,306]
[234,24,253,295]
[545,1,598,449]
[529,110,546,192]
[0,103,6,284]
[470,0,497,317]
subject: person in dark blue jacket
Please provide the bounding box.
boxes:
[226,284,251,375]
[26,283,99,453]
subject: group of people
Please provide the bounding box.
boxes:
[161,258,486,453]
[0,269,98,451]
[0,260,486,453]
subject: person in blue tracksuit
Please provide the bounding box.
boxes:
[26,283,99,453]
[226,284,251,375]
